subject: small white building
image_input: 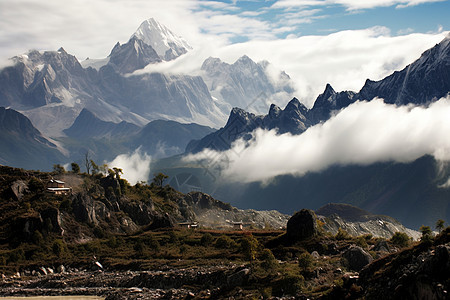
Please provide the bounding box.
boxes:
[47,179,71,195]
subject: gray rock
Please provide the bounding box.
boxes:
[57,265,66,273]
[10,180,29,201]
[343,246,373,271]
[311,251,320,259]
[286,209,318,242]
[373,240,391,253]
[227,268,250,287]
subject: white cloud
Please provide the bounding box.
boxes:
[107,148,151,185]
[0,0,447,109]
[144,27,447,107]
[272,0,445,10]
[184,97,450,183]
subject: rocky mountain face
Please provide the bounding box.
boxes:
[0,108,65,170]
[64,108,141,139]
[108,37,162,74]
[0,18,226,140]
[316,203,420,240]
[189,34,450,154]
[131,18,192,61]
[359,229,450,300]
[359,33,450,105]
[201,56,294,115]
[186,97,311,153]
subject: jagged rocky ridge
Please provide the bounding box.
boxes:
[0,19,226,139]
[201,55,295,115]
[316,203,420,240]
[188,34,450,153]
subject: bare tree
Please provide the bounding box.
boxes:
[84,152,92,175]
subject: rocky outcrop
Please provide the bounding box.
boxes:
[72,192,98,225]
[147,213,176,230]
[119,198,155,226]
[360,229,450,300]
[286,209,318,242]
[317,203,420,240]
[184,192,233,211]
[11,207,64,240]
[9,180,28,201]
[40,207,64,235]
[342,246,373,271]
[179,192,289,229]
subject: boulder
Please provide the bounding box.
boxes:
[148,213,176,230]
[227,268,250,287]
[10,180,29,201]
[56,265,66,273]
[40,207,64,235]
[286,209,318,242]
[120,199,155,225]
[373,240,391,253]
[343,246,373,271]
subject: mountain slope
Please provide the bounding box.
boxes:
[359,33,450,105]
[130,120,216,159]
[201,55,294,115]
[64,108,141,139]
[0,107,65,170]
[0,19,226,137]
[132,18,192,61]
[187,97,310,153]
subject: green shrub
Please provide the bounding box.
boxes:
[298,252,313,271]
[240,235,259,261]
[32,230,44,246]
[52,239,68,257]
[215,235,235,249]
[419,225,433,243]
[260,248,278,270]
[390,232,410,248]
[273,273,304,296]
[355,236,368,248]
[200,233,214,246]
[335,227,350,240]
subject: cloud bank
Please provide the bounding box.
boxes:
[272,0,446,10]
[107,148,151,185]
[184,97,450,183]
[143,27,448,107]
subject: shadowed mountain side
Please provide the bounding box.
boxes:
[0,107,65,170]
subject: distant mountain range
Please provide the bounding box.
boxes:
[158,34,450,229]
[0,18,294,169]
[0,18,449,229]
[188,34,450,153]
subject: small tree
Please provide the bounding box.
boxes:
[153,172,169,187]
[240,235,259,262]
[53,164,65,174]
[71,162,80,174]
[84,152,92,175]
[419,225,433,243]
[436,219,445,234]
[91,160,99,175]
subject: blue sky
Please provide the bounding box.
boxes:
[193,0,449,42]
[0,0,448,105]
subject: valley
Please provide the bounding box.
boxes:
[0,8,450,299]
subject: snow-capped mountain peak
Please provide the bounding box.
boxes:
[131,18,192,61]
